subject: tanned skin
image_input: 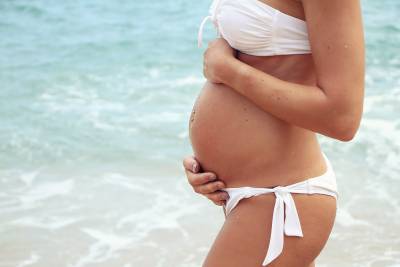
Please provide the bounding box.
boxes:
[183,0,364,266]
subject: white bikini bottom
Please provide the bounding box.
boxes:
[221,152,338,266]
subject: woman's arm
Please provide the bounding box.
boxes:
[205,0,365,141]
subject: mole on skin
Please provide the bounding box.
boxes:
[190,109,195,122]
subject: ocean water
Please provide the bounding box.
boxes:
[0,0,399,266]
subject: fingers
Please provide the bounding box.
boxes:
[182,154,229,207]
[182,155,219,187]
[190,173,219,188]
[194,180,226,195]
[205,191,230,206]
[182,155,200,173]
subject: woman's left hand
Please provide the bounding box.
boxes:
[203,38,237,84]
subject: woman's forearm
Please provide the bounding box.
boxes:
[218,58,360,141]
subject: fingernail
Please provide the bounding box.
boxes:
[208,175,217,181]
[192,163,197,172]
[225,194,230,200]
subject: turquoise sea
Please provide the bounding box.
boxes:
[0,0,399,266]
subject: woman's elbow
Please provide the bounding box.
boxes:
[325,93,364,142]
[330,114,361,142]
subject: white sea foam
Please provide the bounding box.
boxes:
[335,209,371,227]
[115,182,195,241]
[71,228,132,267]
[16,253,40,267]
[172,75,205,87]
[178,130,189,139]
[11,216,80,230]
[19,169,41,187]
[19,179,74,205]
[101,172,151,193]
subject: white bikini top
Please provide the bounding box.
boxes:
[197,0,311,56]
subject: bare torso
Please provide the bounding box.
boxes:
[189,0,328,188]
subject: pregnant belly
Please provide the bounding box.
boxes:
[188,80,324,187]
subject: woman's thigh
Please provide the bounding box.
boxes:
[202,193,337,267]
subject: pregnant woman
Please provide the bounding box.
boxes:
[184,0,364,266]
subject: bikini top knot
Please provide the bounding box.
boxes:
[197,0,223,48]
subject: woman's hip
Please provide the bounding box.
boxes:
[203,192,337,267]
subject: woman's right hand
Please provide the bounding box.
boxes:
[182,155,229,206]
